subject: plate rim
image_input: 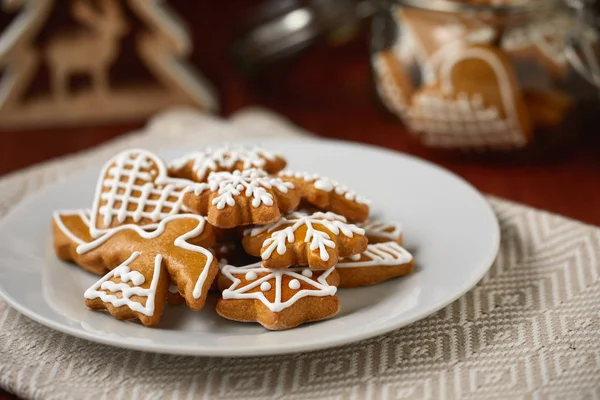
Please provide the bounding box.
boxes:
[0,137,500,356]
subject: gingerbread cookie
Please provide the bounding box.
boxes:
[337,241,414,288]
[406,44,532,149]
[89,148,192,237]
[169,145,287,183]
[373,49,415,118]
[66,214,217,326]
[53,208,203,309]
[183,168,301,228]
[242,211,368,270]
[53,209,105,274]
[278,171,370,222]
[359,219,403,245]
[217,262,340,330]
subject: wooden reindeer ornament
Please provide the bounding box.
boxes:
[45,0,129,100]
[0,0,217,130]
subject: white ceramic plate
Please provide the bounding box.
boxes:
[0,138,499,357]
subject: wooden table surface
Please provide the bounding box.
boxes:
[1,1,599,398]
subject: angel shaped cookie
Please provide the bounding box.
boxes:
[169,144,287,183]
[52,149,218,326]
[217,262,340,330]
[278,171,370,222]
[183,168,301,228]
[242,211,368,270]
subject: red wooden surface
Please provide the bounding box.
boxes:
[1,1,600,399]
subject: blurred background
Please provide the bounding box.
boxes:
[0,0,599,224]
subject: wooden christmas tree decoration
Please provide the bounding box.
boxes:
[0,0,217,129]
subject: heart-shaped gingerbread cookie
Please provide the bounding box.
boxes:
[89,149,192,238]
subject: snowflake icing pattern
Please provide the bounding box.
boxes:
[191,168,293,210]
[247,211,365,261]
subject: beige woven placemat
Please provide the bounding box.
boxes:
[1,108,599,400]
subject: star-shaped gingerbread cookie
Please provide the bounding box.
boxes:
[217,262,340,330]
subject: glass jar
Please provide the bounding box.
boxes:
[371,0,600,156]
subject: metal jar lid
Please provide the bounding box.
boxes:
[232,0,378,71]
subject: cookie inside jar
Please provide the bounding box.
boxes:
[372,0,600,159]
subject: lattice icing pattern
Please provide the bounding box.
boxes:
[407,91,525,148]
[220,262,337,312]
[245,211,365,262]
[190,168,294,210]
[91,149,192,235]
[337,242,413,268]
[359,219,402,243]
[278,171,371,205]
[372,53,410,118]
[169,144,283,182]
[84,251,162,317]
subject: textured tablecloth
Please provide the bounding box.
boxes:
[0,108,599,400]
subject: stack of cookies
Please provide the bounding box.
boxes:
[52,145,414,330]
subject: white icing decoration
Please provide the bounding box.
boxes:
[169,144,282,182]
[372,53,409,117]
[260,281,271,291]
[245,271,258,281]
[89,149,193,238]
[359,219,402,241]
[407,46,527,148]
[84,251,161,317]
[278,171,370,205]
[349,254,361,261]
[288,279,301,290]
[190,169,293,210]
[52,209,92,246]
[221,262,337,312]
[244,211,365,262]
[301,269,313,278]
[77,214,214,300]
[337,242,413,268]
[168,284,179,294]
